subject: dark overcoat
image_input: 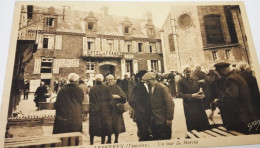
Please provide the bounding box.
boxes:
[89,83,113,136]
[53,83,84,134]
[108,84,127,134]
[34,86,48,107]
[218,72,259,133]
[178,77,210,131]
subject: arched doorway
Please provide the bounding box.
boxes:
[99,64,115,76]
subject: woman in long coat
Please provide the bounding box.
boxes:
[53,73,84,134]
[89,74,113,145]
[106,74,127,143]
[34,82,48,111]
[178,67,210,131]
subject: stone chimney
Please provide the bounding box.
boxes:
[100,6,109,16]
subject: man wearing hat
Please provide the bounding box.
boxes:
[142,72,174,140]
[212,62,259,134]
[53,73,84,134]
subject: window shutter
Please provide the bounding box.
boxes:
[133,60,138,74]
[95,37,100,50]
[147,60,151,71]
[121,60,126,78]
[48,35,55,49]
[34,59,41,74]
[158,60,162,72]
[132,41,137,53]
[53,59,59,74]
[119,40,124,52]
[114,39,119,51]
[83,37,87,54]
[156,42,161,53]
[102,39,107,51]
[37,34,43,49]
[145,42,150,53]
[55,35,62,50]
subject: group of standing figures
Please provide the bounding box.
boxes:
[50,61,260,145]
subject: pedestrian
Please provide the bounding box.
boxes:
[211,62,259,134]
[52,73,84,134]
[128,73,136,99]
[23,79,30,100]
[167,70,176,97]
[78,79,89,121]
[120,74,129,100]
[106,74,127,143]
[34,81,48,111]
[142,72,175,140]
[178,66,210,131]
[89,74,113,145]
[53,78,60,94]
[129,70,153,141]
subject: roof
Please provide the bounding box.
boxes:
[32,5,161,39]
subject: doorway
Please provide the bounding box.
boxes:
[99,65,115,76]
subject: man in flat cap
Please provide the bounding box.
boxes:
[53,73,84,134]
[143,72,174,140]
[211,62,259,134]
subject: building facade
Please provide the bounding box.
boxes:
[161,5,250,72]
[19,5,163,91]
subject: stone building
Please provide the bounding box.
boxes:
[161,5,250,72]
[19,5,163,91]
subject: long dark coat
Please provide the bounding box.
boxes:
[129,82,152,141]
[108,84,127,134]
[178,77,210,131]
[89,83,113,136]
[218,72,259,134]
[52,83,84,134]
[34,86,48,107]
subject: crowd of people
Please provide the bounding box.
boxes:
[31,61,260,145]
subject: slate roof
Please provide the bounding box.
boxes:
[32,5,161,39]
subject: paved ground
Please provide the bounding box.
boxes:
[9,93,223,146]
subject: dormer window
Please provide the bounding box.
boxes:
[125,26,130,34]
[84,11,98,32]
[46,18,54,27]
[88,22,94,30]
[147,28,154,36]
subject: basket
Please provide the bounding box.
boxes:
[39,96,56,110]
[82,103,89,113]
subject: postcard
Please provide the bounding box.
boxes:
[0,1,260,148]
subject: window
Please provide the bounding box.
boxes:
[128,45,131,52]
[225,49,231,59]
[151,60,158,72]
[168,34,175,52]
[27,5,33,19]
[204,14,224,44]
[126,60,133,73]
[149,43,156,53]
[46,18,54,27]
[88,22,94,30]
[125,26,130,34]
[41,59,53,73]
[138,43,143,52]
[87,38,95,50]
[43,38,48,48]
[212,51,218,60]
[86,62,95,72]
[107,40,114,51]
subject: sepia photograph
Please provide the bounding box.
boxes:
[0,1,260,148]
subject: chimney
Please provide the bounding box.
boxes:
[100,6,108,16]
